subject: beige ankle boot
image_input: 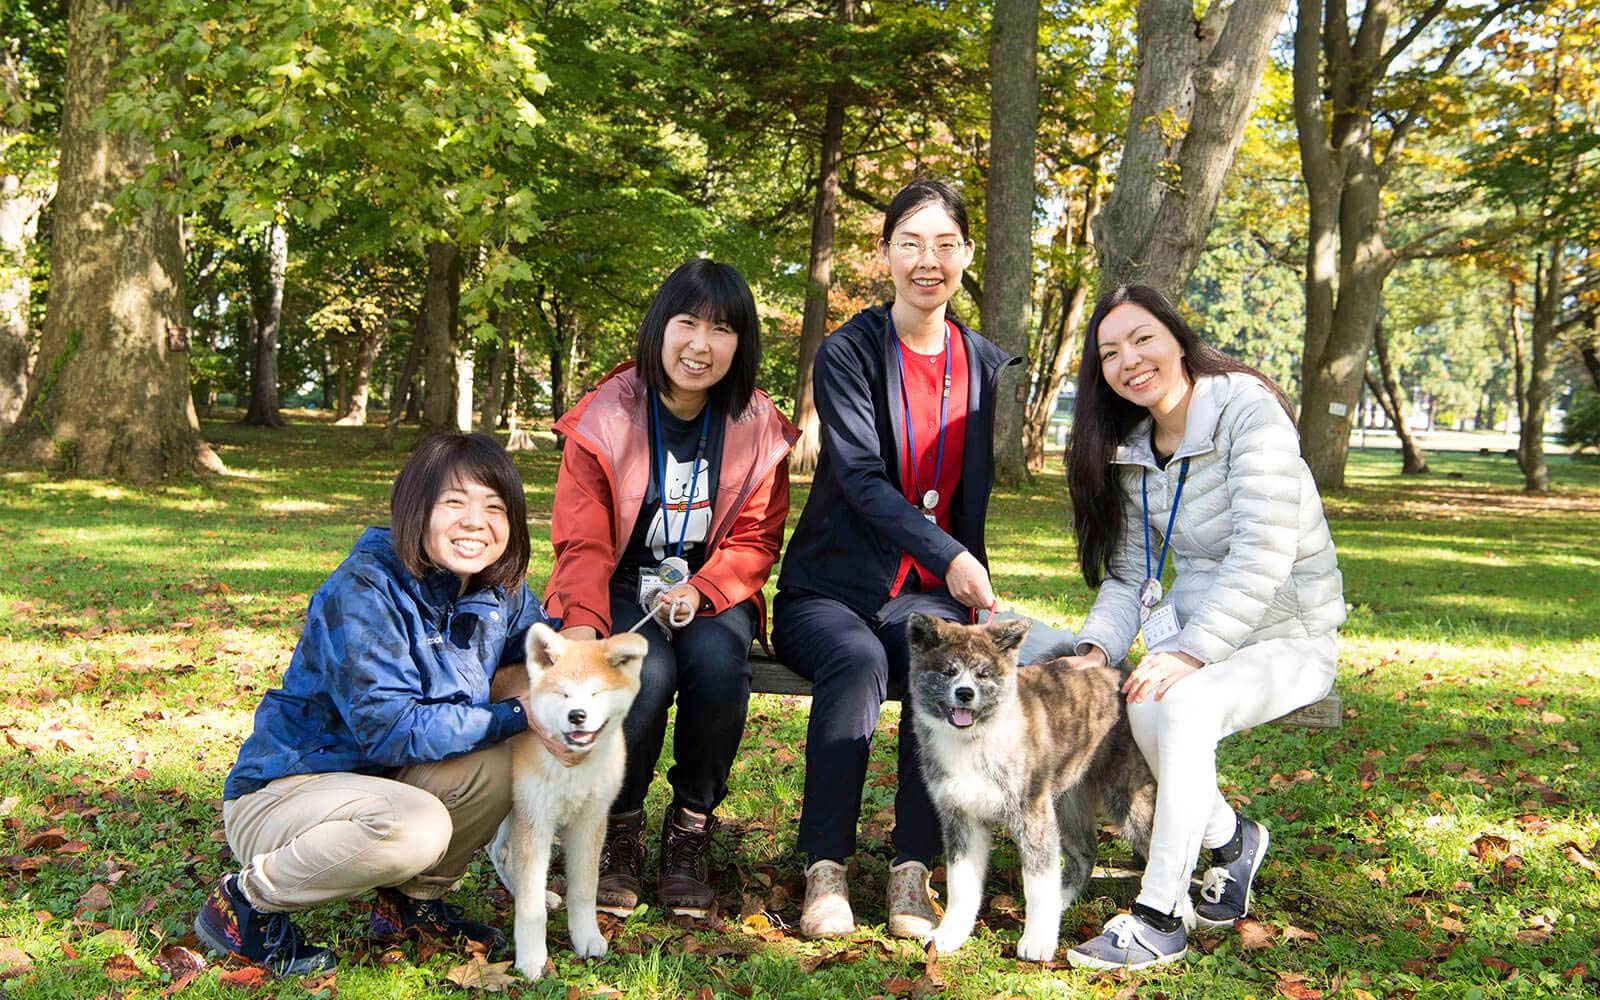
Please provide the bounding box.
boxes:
[886,859,940,938]
[799,859,854,939]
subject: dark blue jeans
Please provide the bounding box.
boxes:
[608,580,757,817]
[771,588,968,865]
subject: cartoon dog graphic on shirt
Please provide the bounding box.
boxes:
[645,454,712,559]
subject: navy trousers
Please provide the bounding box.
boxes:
[608,580,757,816]
[772,587,969,865]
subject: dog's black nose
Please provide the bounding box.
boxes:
[954,686,975,704]
[568,709,587,727]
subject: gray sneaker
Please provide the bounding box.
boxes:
[1193,815,1270,928]
[1065,913,1187,971]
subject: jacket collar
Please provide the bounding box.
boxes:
[1111,373,1235,470]
[353,526,504,611]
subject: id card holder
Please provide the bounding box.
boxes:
[922,510,937,524]
[1140,604,1180,649]
[637,568,664,607]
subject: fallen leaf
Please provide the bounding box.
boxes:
[566,986,624,999]
[1283,924,1319,942]
[155,944,206,979]
[0,938,34,980]
[103,953,141,981]
[885,975,917,996]
[218,965,272,990]
[1469,835,1511,863]
[1480,955,1515,974]
[299,970,337,994]
[1539,711,1566,724]
[77,882,112,912]
[1237,918,1275,949]
[1563,844,1599,878]
[445,955,518,991]
[1515,926,1552,946]
[19,828,67,852]
[1275,973,1323,1000]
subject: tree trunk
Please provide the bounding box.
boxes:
[0,175,49,430]
[1023,186,1098,471]
[790,0,854,474]
[1519,240,1562,492]
[479,312,508,435]
[1369,321,1427,474]
[454,352,474,433]
[241,222,287,427]
[1094,0,1288,300]
[381,305,425,448]
[335,312,383,425]
[1509,278,1527,430]
[420,241,461,435]
[3,0,221,480]
[1579,313,1600,392]
[984,0,1040,486]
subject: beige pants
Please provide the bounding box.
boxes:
[222,743,511,911]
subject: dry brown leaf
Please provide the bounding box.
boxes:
[1539,711,1566,724]
[1469,834,1511,863]
[1515,926,1552,946]
[103,953,141,982]
[218,965,273,991]
[155,944,207,979]
[1283,924,1320,942]
[1481,955,1515,974]
[566,987,624,1000]
[444,955,517,992]
[77,882,112,912]
[19,828,67,852]
[1563,844,1600,878]
[0,938,34,980]
[299,970,337,994]
[1237,918,1275,949]
[884,975,917,996]
[1275,973,1323,1000]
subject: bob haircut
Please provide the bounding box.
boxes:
[1067,284,1294,589]
[390,432,531,591]
[634,258,762,419]
[880,178,972,244]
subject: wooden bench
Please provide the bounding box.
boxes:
[746,650,1343,730]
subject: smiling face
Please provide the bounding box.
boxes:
[659,311,738,414]
[424,477,510,591]
[880,203,973,315]
[1095,302,1193,417]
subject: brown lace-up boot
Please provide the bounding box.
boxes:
[596,809,647,916]
[657,805,716,917]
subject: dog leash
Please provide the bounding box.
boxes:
[968,598,998,625]
[623,594,696,633]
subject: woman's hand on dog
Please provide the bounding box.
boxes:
[1121,650,1204,704]
[944,551,996,610]
[1046,644,1110,672]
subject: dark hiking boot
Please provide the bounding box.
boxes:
[596,808,647,916]
[193,874,337,978]
[658,805,716,918]
[369,886,508,958]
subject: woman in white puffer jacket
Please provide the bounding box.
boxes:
[1060,285,1345,972]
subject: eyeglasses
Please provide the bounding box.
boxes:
[883,237,970,261]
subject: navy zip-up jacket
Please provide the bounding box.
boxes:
[224,527,544,801]
[778,304,1021,616]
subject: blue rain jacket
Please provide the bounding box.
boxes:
[224,527,545,800]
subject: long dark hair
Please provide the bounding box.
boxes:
[634,258,762,419]
[1067,285,1294,588]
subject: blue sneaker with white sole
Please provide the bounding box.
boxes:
[1193,815,1270,928]
[1066,912,1187,971]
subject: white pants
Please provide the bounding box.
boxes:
[1126,633,1337,916]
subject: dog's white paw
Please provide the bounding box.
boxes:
[545,889,564,912]
[515,947,549,980]
[570,921,608,959]
[1015,928,1060,963]
[931,922,972,955]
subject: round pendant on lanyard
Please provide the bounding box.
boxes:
[1140,457,1191,616]
[890,312,951,516]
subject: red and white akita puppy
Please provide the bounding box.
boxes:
[489,623,645,980]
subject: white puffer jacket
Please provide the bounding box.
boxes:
[1074,372,1345,667]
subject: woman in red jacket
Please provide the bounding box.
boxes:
[542,258,797,917]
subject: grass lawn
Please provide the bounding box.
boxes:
[0,419,1596,999]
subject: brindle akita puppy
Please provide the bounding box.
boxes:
[906,613,1156,961]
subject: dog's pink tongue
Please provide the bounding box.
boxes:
[950,707,975,728]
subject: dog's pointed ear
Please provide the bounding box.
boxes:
[525,623,566,674]
[604,632,648,676]
[986,616,1031,657]
[906,612,943,657]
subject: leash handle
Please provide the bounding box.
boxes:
[624,594,697,634]
[968,598,999,625]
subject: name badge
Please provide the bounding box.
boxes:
[637,568,664,608]
[1140,604,1180,649]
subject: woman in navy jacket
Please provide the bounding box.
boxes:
[193,434,550,978]
[774,178,1018,939]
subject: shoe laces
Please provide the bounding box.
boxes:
[1200,867,1235,904]
[663,821,711,878]
[601,829,644,875]
[1102,913,1140,949]
[262,912,309,967]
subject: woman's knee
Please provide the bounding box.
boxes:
[367,787,454,882]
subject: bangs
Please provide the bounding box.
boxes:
[664,267,759,339]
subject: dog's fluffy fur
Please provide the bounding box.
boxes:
[487,624,645,980]
[906,614,1157,961]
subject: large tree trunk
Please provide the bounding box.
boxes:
[984,0,1040,486]
[241,222,287,427]
[0,175,49,429]
[1094,0,1287,300]
[1368,321,1427,474]
[789,0,854,474]
[1519,239,1562,492]
[3,0,220,480]
[334,312,383,425]
[420,241,461,435]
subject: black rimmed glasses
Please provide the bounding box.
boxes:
[883,237,971,261]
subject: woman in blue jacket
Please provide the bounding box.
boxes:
[192,433,551,978]
[774,179,1019,939]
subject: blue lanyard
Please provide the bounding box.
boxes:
[649,391,712,559]
[1142,457,1191,583]
[889,312,951,506]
